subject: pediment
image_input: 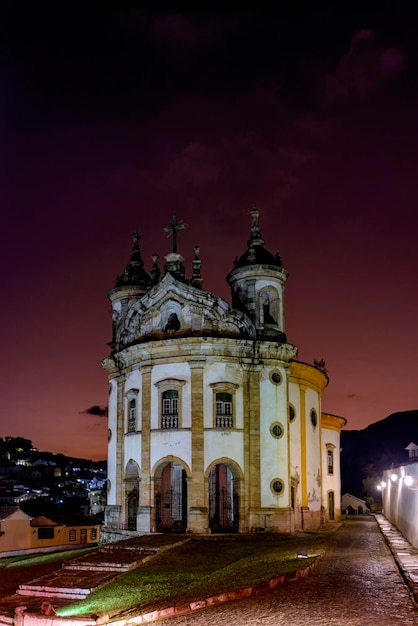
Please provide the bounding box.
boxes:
[118,273,255,346]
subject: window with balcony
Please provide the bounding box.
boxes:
[327,447,334,475]
[210,382,238,429]
[162,390,179,428]
[216,392,233,428]
[126,388,139,433]
[155,379,186,430]
[128,398,136,432]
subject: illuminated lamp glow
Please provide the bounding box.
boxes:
[376,485,382,491]
[381,481,387,488]
[391,473,398,482]
[404,475,413,487]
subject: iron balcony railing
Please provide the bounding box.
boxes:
[161,414,179,428]
[216,415,233,428]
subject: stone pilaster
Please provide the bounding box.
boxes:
[140,364,152,530]
[243,364,261,531]
[115,375,126,519]
[188,360,208,533]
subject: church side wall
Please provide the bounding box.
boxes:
[382,464,418,548]
[259,365,289,511]
[288,383,302,526]
[321,426,342,521]
[304,387,322,525]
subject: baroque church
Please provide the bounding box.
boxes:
[102,210,346,536]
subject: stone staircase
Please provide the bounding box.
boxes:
[16,536,188,602]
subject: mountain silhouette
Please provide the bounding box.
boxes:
[340,410,418,497]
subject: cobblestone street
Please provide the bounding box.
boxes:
[157,517,418,625]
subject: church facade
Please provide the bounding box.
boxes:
[103,210,345,535]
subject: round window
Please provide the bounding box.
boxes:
[270,371,281,384]
[288,405,296,422]
[270,423,284,439]
[271,479,284,494]
[311,409,318,427]
[107,428,112,442]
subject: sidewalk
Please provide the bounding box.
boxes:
[375,513,418,603]
[2,517,418,626]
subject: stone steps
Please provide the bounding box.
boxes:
[12,536,189,603]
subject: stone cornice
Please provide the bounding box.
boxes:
[321,412,347,431]
[289,360,329,392]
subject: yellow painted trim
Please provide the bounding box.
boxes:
[289,361,328,393]
[321,413,347,431]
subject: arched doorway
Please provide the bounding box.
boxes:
[328,490,335,521]
[127,488,139,530]
[209,463,239,533]
[155,462,187,532]
[125,459,140,530]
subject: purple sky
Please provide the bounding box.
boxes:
[1,5,417,460]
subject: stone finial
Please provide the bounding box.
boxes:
[150,252,161,285]
[247,206,265,248]
[191,245,203,289]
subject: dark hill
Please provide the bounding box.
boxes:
[341,410,418,497]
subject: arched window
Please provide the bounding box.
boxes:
[262,292,275,324]
[259,287,280,327]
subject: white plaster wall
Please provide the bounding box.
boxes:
[151,430,192,471]
[288,383,301,481]
[382,464,418,548]
[124,432,142,465]
[305,388,321,512]
[259,367,289,507]
[204,431,244,469]
[321,428,341,509]
[107,380,118,504]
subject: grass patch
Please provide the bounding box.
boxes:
[57,531,334,619]
[0,547,97,569]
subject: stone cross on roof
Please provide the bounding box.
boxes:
[163,214,188,253]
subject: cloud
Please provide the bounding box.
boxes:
[81,405,108,417]
[115,10,240,55]
[316,29,406,108]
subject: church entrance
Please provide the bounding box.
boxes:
[155,462,187,532]
[209,463,239,533]
[125,459,140,531]
[127,487,139,530]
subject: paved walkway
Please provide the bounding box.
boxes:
[3,515,418,625]
[155,515,418,625]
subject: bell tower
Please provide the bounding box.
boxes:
[226,208,289,342]
[108,232,151,351]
